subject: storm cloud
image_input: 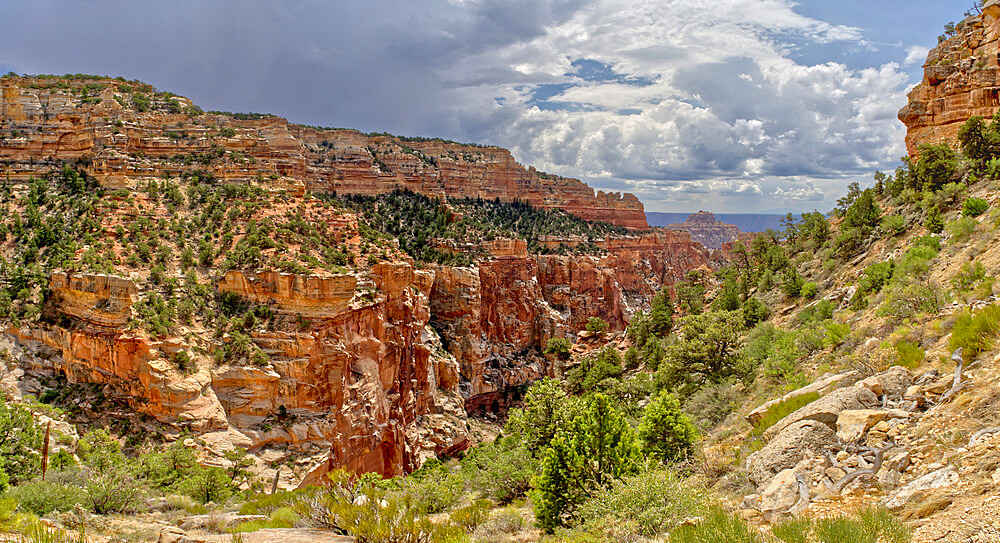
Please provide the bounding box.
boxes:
[0,0,945,212]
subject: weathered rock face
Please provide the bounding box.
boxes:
[12,264,467,484]
[429,231,714,404]
[665,211,743,250]
[899,3,1000,156]
[0,76,646,229]
[0,75,720,481]
[747,420,835,488]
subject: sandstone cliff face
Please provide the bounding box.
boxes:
[899,2,1000,156]
[429,231,714,406]
[0,76,646,229]
[11,263,468,485]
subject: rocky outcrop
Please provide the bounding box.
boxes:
[0,76,646,229]
[216,271,357,317]
[747,420,835,488]
[899,2,1000,156]
[48,272,137,327]
[665,211,743,250]
[13,265,468,484]
[762,385,879,441]
[429,232,714,404]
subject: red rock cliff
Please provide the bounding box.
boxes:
[0,76,646,229]
[899,2,1000,156]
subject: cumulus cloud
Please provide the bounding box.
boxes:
[904,45,931,66]
[0,0,923,212]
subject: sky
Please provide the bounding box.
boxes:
[0,1,971,213]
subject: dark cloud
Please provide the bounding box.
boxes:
[0,0,923,212]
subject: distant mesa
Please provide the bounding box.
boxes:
[0,74,647,230]
[663,211,744,250]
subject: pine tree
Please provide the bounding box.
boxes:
[531,394,640,533]
[637,391,699,464]
[648,286,674,337]
[532,434,581,533]
[572,393,640,486]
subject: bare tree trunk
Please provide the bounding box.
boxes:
[271,468,281,495]
[41,421,51,480]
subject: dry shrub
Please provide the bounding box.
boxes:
[901,489,954,520]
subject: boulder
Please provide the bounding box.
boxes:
[762,385,879,441]
[835,409,910,443]
[881,466,959,510]
[158,527,207,543]
[746,371,857,426]
[758,468,801,516]
[747,420,835,488]
[858,366,914,397]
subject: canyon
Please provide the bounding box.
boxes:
[0,75,713,483]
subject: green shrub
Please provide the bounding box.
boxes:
[879,214,905,236]
[234,506,299,532]
[772,517,812,543]
[8,479,87,515]
[637,391,698,464]
[749,392,820,438]
[566,346,623,394]
[585,316,610,335]
[577,469,709,539]
[397,461,463,514]
[851,261,894,308]
[946,216,978,243]
[303,472,465,543]
[0,397,42,486]
[893,341,925,369]
[543,337,572,361]
[878,282,943,321]
[472,507,523,541]
[449,499,492,531]
[963,197,989,217]
[925,207,944,233]
[797,300,834,325]
[459,440,537,504]
[949,304,1000,360]
[741,323,800,382]
[683,379,738,430]
[799,282,818,299]
[856,507,910,543]
[951,261,988,293]
[895,242,938,278]
[532,394,640,533]
[668,507,762,543]
[781,269,805,298]
[658,311,745,395]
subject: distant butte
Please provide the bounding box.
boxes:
[665,211,743,250]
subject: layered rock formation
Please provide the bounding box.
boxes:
[665,211,743,250]
[899,1,1000,156]
[0,75,719,480]
[431,231,713,405]
[10,263,468,485]
[0,76,646,229]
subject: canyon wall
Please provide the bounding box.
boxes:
[429,231,713,407]
[0,75,718,480]
[0,76,646,229]
[899,2,1000,156]
[10,264,468,486]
